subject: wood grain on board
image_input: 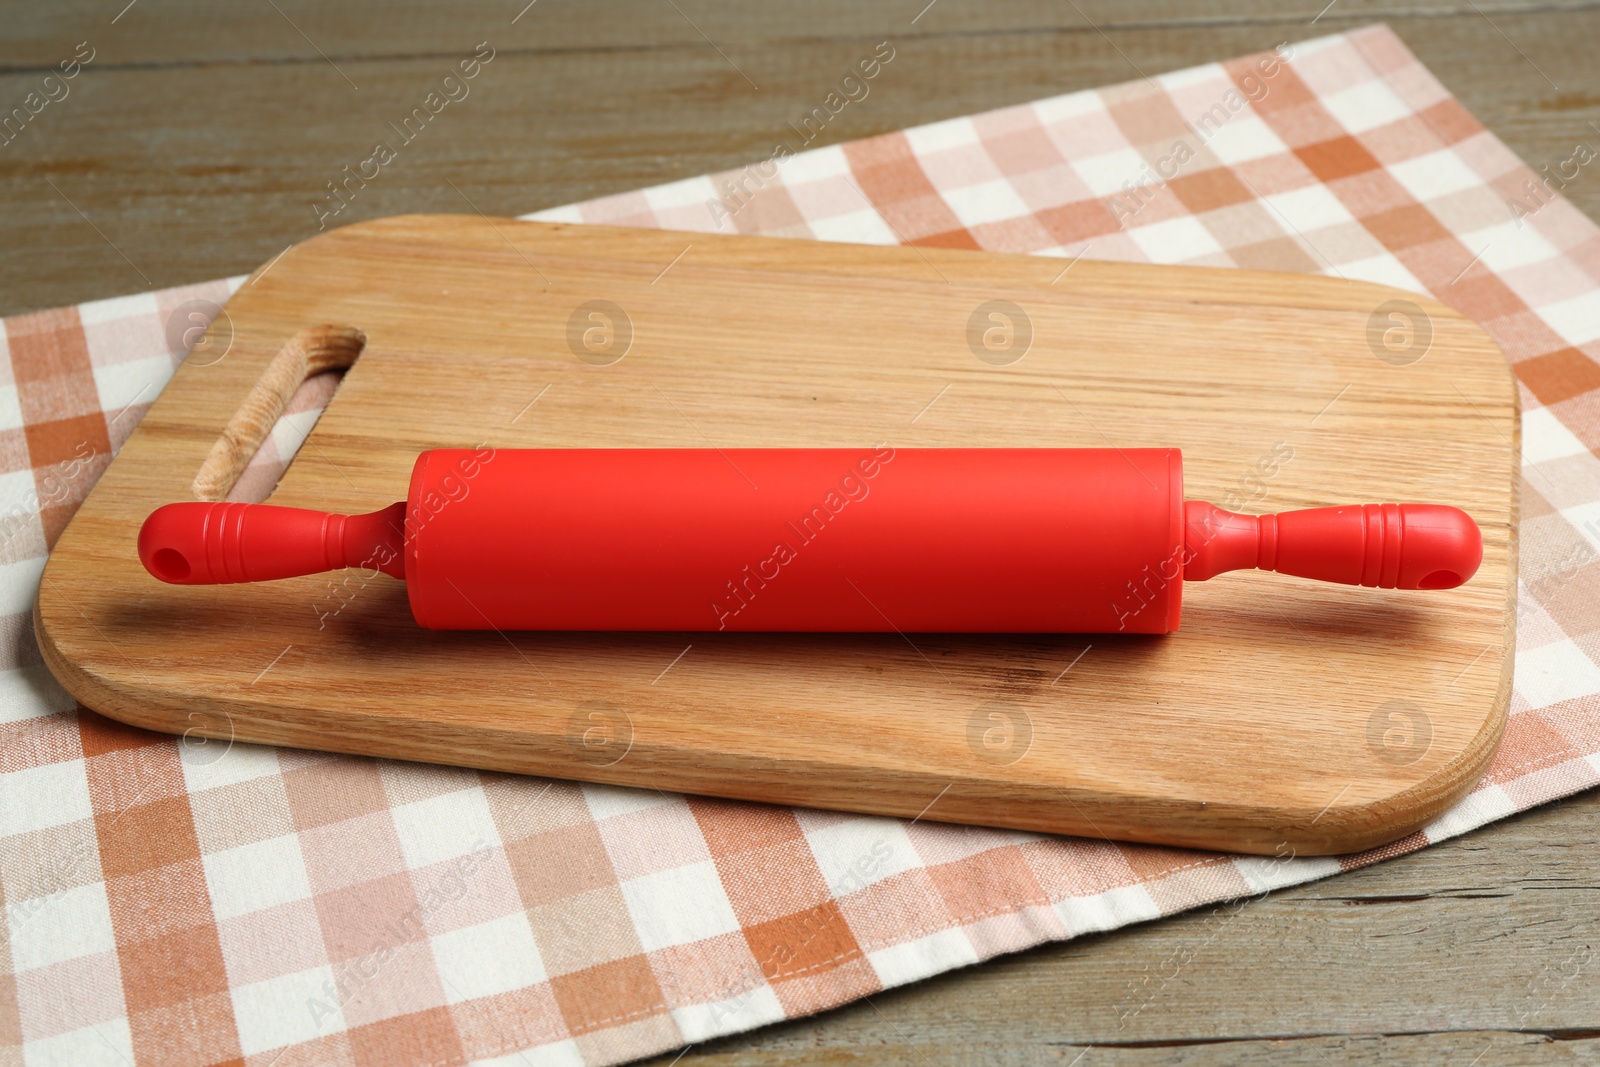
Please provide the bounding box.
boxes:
[36,214,1516,856]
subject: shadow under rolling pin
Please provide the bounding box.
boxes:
[137,447,1482,634]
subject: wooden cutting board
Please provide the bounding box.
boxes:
[35,215,1517,856]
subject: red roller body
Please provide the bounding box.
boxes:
[136,447,1484,634]
[405,447,1182,633]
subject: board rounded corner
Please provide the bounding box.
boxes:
[1288,686,1510,857]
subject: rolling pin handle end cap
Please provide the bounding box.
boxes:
[138,501,407,585]
[1182,500,1482,590]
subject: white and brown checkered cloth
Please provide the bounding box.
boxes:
[3,24,1597,1066]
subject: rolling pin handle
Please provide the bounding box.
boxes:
[138,501,407,585]
[1182,500,1482,589]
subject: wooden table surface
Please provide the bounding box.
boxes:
[3,2,1597,1064]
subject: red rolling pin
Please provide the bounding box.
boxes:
[137,447,1482,633]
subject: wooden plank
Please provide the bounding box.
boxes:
[35,215,1516,856]
[1,10,1596,316]
[642,1032,1596,1066]
[0,1,1584,68]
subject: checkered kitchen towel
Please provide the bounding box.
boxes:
[4,24,1598,1067]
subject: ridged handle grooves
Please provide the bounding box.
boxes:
[1183,501,1483,589]
[138,501,407,585]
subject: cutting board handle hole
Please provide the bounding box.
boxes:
[192,324,367,501]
